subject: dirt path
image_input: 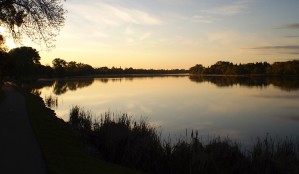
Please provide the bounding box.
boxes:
[0,85,47,174]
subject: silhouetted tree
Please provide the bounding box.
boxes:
[0,50,11,84]
[73,62,94,76]
[67,61,78,75]
[210,61,234,74]
[189,64,205,74]
[270,61,299,75]
[37,65,54,78]
[0,0,66,48]
[52,58,94,77]
[52,58,67,77]
[8,46,41,77]
[189,61,298,76]
[95,66,187,75]
[0,35,8,52]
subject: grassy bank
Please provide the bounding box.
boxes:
[23,90,144,174]
[70,106,299,174]
[0,88,5,103]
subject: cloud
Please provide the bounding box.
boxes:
[67,2,163,27]
[275,23,299,29]
[125,32,151,44]
[251,45,299,50]
[107,4,163,25]
[203,0,251,16]
[139,32,151,41]
[60,1,163,48]
[125,26,135,35]
[192,15,213,23]
[284,115,299,121]
[285,36,299,38]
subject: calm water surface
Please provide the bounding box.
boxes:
[34,76,299,143]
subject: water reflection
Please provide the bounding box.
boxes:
[30,76,299,96]
[31,76,187,94]
[94,75,187,83]
[189,76,299,91]
[31,75,299,144]
[25,80,54,94]
[255,94,299,99]
[26,78,95,96]
[44,94,58,108]
[53,78,94,95]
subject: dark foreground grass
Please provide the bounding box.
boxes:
[0,87,5,103]
[24,91,144,174]
[70,106,299,174]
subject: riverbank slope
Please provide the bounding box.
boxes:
[13,84,143,174]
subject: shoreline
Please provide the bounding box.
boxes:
[17,84,144,174]
[35,73,299,81]
[37,73,189,81]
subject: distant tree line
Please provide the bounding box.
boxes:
[95,66,188,75]
[2,46,298,83]
[49,59,188,77]
[52,58,94,77]
[190,61,299,76]
[0,46,187,82]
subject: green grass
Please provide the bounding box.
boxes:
[0,88,5,103]
[23,91,144,174]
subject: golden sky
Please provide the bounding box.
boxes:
[6,0,299,69]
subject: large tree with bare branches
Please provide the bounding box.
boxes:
[0,0,66,49]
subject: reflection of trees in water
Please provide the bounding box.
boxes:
[24,80,55,95]
[26,80,55,90]
[28,76,299,94]
[53,81,68,95]
[95,75,187,84]
[98,78,108,83]
[29,76,187,94]
[96,78,123,83]
[268,77,299,92]
[44,95,58,108]
[30,89,42,96]
[189,76,299,91]
[53,78,94,95]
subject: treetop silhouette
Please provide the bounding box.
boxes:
[0,0,66,49]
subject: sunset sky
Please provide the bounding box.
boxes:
[10,0,299,69]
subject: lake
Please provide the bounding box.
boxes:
[32,75,299,144]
